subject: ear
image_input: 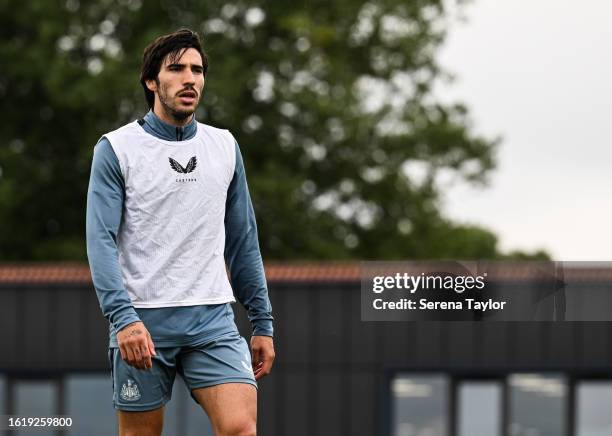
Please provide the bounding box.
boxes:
[145,79,158,92]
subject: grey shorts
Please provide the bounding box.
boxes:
[108,330,257,411]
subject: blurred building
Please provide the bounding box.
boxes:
[1,263,612,436]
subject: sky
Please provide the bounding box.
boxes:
[435,0,612,260]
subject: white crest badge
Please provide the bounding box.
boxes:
[120,379,141,401]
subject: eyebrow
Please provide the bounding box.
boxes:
[166,63,204,70]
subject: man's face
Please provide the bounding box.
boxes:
[146,47,205,123]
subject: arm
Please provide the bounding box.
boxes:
[224,140,275,379]
[86,138,155,369]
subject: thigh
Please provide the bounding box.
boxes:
[179,331,258,431]
[192,383,257,433]
[117,407,164,436]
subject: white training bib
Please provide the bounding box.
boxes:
[103,120,236,307]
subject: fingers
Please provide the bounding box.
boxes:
[250,336,275,380]
[124,344,137,368]
[141,345,152,370]
[251,346,261,368]
[132,340,151,370]
[142,333,156,370]
[251,343,262,378]
[123,338,153,370]
[136,333,155,370]
[254,354,273,380]
[132,345,143,369]
[253,361,265,379]
[251,346,264,379]
[147,334,157,357]
[253,348,275,380]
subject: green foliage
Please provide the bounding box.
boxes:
[0,0,546,260]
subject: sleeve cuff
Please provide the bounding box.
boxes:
[252,320,274,337]
[111,306,141,333]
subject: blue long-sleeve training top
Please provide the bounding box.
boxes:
[86,110,273,348]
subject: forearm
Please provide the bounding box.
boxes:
[227,235,274,336]
[86,241,140,333]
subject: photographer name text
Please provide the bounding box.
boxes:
[372,298,506,311]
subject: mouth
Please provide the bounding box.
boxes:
[177,91,197,105]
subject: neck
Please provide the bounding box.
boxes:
[152,105,194,127]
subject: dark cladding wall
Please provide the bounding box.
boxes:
[0,284,109,371]
[1,281,612,435]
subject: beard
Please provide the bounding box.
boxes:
[157,81,200,123]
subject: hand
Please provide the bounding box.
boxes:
[250,336,275,380]
[116,321,157,370]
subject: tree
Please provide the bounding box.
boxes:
[0,0,546,261]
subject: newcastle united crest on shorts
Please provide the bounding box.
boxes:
[120,379,141,401]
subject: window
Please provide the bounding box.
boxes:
[13,379,58,436]
[576,381,612,436]
[391,374,449,436]
[65,374,116,435]
[509,374,568,436]
[458,381,502,436]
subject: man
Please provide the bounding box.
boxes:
[86,28,274,436]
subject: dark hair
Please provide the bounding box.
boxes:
[140,28,208,109]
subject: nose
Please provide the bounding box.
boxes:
[182,69,196,86]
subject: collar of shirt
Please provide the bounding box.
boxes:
[141,110,197,141]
